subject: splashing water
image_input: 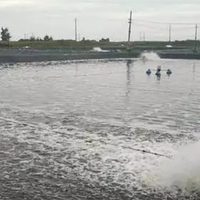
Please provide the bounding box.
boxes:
[149,141,200,195]
[140,51,161,61]
[91,47,110,52]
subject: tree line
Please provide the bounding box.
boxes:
[0,27,111,43]
[1,27,199,47]
[20,35,53,42]
[0,27,54,42]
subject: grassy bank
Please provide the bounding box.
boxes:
[9,40,125,49]
[4,40,198,49]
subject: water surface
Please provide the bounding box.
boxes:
[1,57,200,199]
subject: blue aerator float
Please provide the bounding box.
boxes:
[146,69,151,75]
[166,69,172,75]
[146,66,172,76]
[155,71,161,76]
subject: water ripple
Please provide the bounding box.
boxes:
[1,59,200,199]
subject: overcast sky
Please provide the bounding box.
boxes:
[0,0,200,41]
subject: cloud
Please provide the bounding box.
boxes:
[0,0,35,8]
[0,0,199,41]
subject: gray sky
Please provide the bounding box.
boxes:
[1,0,200,41]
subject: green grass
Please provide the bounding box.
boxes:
[9,40,126,48]
[0,39,198,49]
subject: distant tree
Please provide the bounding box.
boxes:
[44,35,53,41]
[29,36,44,41]
[30,36,35,41]
[36,37,42,41]
[99,38,110,43]
[1,27,11,42]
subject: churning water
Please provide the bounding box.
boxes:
[0,57,200,199]
[140,51,161,61]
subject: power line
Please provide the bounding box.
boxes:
[134,19,200,26]
[134,22,198,41]
[134,23,168,31]
[134,22,195,31]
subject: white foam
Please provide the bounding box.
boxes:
[140,51,161,61]
[149,140,200,193]
[91,47,110,53]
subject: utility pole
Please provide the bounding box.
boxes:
[143,32,145,41]
[169,24,171,43]
[24,34,28,40]
[139,32,142,41]
[127,11,133,49]
[75,18,78,42]
[194,24,198,52]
